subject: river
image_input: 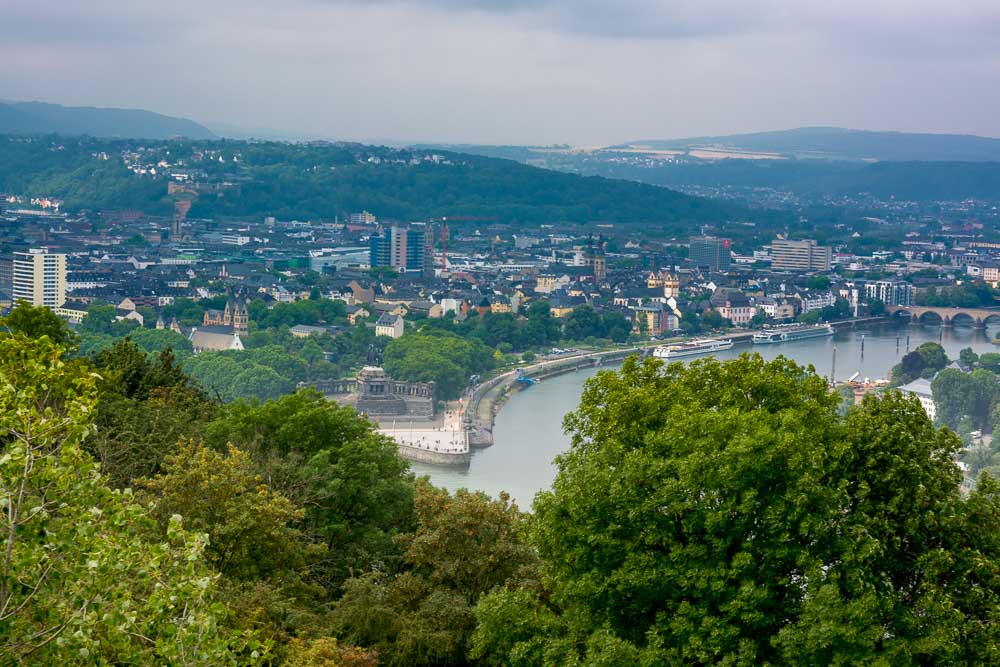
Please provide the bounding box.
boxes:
[409,324,1000,507]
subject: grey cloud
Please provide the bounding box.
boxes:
[2,0,1000,144]
[320,0,1000,44]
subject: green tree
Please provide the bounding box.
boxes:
[806,275,831,290]
[473,354,1000,665]
[931,367,997,430]
[563,304,603,341]
[0,335,261,664]
[205,390,417,587]
[333,485,536,666]
[86,340,218,488]
[1,300,76,347]
[139,440,316,580]
[980,352,1000,373]
[78,302,117,335]
[960,346,980,368]
[129,327,194,357]
[383,332,494,400]
[917,341,950,371]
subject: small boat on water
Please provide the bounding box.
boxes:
[653,338,734,359]
[752,324,834,345]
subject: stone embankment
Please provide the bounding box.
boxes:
[379,406,471,465]
[463,317,887,448]
[465,346,646,448]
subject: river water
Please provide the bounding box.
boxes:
[409,324,1000,507]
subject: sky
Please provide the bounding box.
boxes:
[2,0,999,145]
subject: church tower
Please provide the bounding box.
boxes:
[231,290,249,334]
[222,289,234,326]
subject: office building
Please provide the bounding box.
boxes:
[865,280,914,306]
[369,225,432,273]
[688,236,732,272]
[350,210,377,225]
[12,249,66,308]
[771,239,832,272]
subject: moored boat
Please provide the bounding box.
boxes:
[752,324,834,344]
[653,338,734,359]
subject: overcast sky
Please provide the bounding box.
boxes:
[3,0,999,144]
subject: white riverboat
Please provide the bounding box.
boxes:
[653,338,734,359]
[752,323,835,344]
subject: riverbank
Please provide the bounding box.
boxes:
[414,320,1000,506]
[377,402,471,465]
[464,317,888,448]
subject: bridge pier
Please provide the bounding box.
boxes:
[975,318,987,330]
[941,315,952,328]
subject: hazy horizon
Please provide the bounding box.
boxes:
[4,0,1000,145]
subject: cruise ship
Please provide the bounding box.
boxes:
[752,324,835,344]
[653,338,734,359]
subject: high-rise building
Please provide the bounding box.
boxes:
[865,280,914,306]
[771,238,831,272]
[350,210,377,225]
[12,248,66,308]
[369,225,431,273]
[688,236,732,272]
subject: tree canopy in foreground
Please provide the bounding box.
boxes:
[473,354,1000,666]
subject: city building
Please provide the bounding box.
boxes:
[711,288,755,326]
[865,280,914,306]
[771,239,832,272]
[350,210,377,225]
[633,304,678,336]
[369,225,432,273]
[189,328,245,353]
[800,291,836,313]
[898,378,936,421]
[375,312,405,338]
[584,237,607,282]
[202,289,249,334]
[647,270,680,298]
[688,236,732,272]
[12,248,66,308]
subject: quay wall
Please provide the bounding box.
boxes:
[465,317,888,448]
[397,444,471,466]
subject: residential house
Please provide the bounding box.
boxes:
[899,378,936,421]
[710,288,755,326]
[375,313,405,339]
[346,304,370,325]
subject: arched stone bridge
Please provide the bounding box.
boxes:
[885,305,1000,328]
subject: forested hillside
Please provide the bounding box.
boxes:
[0,101,216,139]
[0,135,732,225]
[432,142,1000,201]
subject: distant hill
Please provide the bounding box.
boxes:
[0,135,740,226]
[0,101,216,140]
[625,127,1000,162]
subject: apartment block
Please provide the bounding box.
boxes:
[369,225,432,273]
[12,248,66,308]
[771,239,832,272]
[688,236,732,272]
[865,280,914,306]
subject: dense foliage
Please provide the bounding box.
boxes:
[4,303,999,664]
[383,331,496,400]
[0,134,729,225]
[472,354,1000,665]
[450,142,1000,201]
[890,341,950,385]
[916,282,1000,308]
